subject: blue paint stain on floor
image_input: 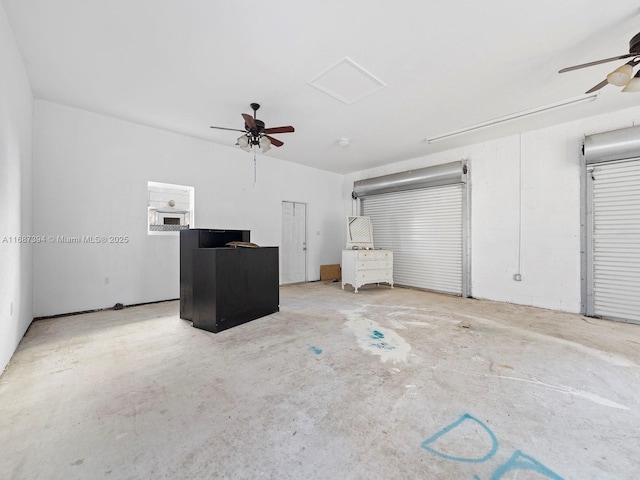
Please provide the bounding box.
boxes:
[421,413,563,479]
[307,345,322,355]
[421,413,498,463]
[372,341,396,350]
[369,330,395,350]
[371,330,385,339]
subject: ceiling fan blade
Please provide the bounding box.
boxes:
[265,135,284,147]
[242,113,257,130]
[210,125,246,132]
[585,78,609,94]
[559,53,636,73]
[263,125,295,134]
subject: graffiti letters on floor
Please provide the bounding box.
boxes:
[421,413,563,479]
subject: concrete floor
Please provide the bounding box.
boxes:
[1,282,639,479]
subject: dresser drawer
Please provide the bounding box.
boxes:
[357,269,393,283]
[357,250,392,261]
[357,260,392,270]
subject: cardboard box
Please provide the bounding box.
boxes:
[320,264,341,281]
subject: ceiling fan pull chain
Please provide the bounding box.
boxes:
[253,152,257,184]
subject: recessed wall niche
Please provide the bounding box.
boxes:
[147,181,194,236]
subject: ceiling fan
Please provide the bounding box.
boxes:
[210,103,294,153]
[559,32,640,93]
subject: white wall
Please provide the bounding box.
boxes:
[344,105,640,314]
[0,3,33,372]
[33,100,344,317]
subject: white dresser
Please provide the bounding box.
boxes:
[342,249,393,293]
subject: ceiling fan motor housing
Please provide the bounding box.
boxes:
[630,32,640,53]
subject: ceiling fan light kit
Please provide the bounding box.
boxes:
[622,70,640,92]
[210,103,294,153]
[560,31,640,93]
[236,135,250,151]
[259,136,271,152]
[606,63,634,86]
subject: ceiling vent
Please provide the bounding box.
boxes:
[309,57,386,105]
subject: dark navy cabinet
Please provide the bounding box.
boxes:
[192,247,279,333]
[180,229,250,321]
[180,229,279,333]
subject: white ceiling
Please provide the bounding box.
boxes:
[4,0,640,173]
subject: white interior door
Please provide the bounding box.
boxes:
[282,201,306,284]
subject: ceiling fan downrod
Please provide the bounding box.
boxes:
[250,103,260,118]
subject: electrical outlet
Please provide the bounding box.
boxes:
[104,277,110,285]
[513,273,522,281]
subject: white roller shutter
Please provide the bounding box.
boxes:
[590,159,640,323]
[362,185,463,295]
